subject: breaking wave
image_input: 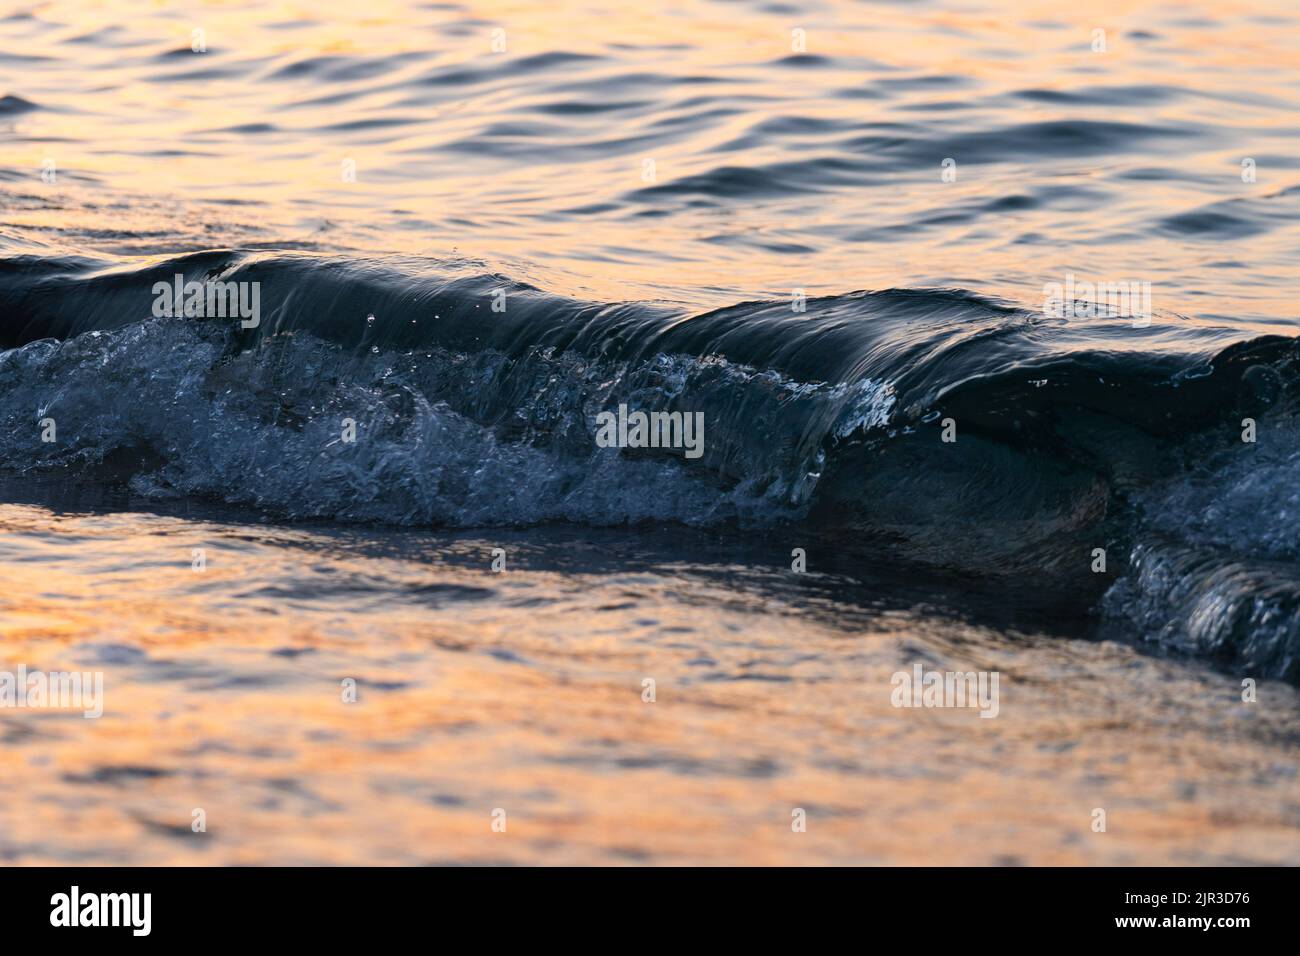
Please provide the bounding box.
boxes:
[2,249,1299,679]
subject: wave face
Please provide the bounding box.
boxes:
[0,252,904,527]
[1101,414,1300,684]
[3,251,1300,680]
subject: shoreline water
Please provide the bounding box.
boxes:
[2,487,1297,865]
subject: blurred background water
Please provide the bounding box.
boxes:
[2,0,1299,317]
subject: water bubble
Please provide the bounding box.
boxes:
[1242,364,1282,409]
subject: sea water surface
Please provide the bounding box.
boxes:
[1,0,1300,864]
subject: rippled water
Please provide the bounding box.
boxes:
[2,0,1300,865]
[4,0,1300,313]
[3,482,1298,865]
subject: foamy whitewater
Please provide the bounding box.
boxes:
[1,0,1299,864]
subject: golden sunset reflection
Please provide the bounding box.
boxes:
[0,503,1297,864]
[2,0,1297,314]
